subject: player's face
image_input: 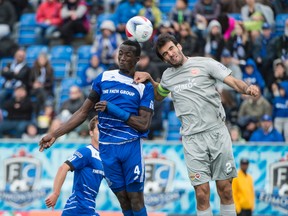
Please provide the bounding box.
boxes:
[90,126,99,143]
[158,41,185,67]
[118,44,139,71]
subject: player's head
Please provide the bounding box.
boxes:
[155,33,185,67]
[118,40,141,71]
[89,116,99,146]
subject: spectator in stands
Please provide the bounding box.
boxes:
[242,10,265,34]
[272,0,288,14]
[29,53,55,115]
[237,115,258,141]
[0,84,33,138]
[192,0,221,25]
[0,49,30,104]
[35,0,62,45]
[226,21,252,66]
[238,85,272,122]
[0,0,17,40]
[219,0,243,14]
[175,22,202,56]
[271,59,288,86]
[91,20,123,70]
[113,0,143,38]
[232,158,255,215]
[241,0,275,28]
[252,22,277,88]
[217,14,236,41]
[220,89,239,126]
[37,101,55,134]
[169,0,192,33]
[59,85,85,116]
[229,125,245,143]
[204,20,225,61]
[55,0,89,44]
[242,58,266,93]
[249,114,285,142]
[138,0,162,29]
[274,19,288,69]
[10,0,29,20]
[22,123,41,141]
[271,82,288,141]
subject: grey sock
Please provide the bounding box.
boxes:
[197,206,213,216]
[220,204,236,216]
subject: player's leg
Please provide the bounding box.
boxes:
[210,126,237,216]
[182,134,213,216]
[99,144,132,214]
[121,139,147,216]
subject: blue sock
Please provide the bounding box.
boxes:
[133,207,147,216]
[122,209,133,216]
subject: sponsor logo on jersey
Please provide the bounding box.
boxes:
[189,172,201,181]
[144,150,184,210]
[256,157,288,214]
[191,68,200,75]
[174,78,197,93]
[0,149,49,208]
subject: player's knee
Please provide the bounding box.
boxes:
[115,190,131,210]
[194,184,210,207]
[217,183,233,202]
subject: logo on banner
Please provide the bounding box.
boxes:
[257,157,288,214]
[144,150,184,209]
[0,149,49,208]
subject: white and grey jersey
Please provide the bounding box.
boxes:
[160,57,231,135]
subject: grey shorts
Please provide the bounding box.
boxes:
[182,126,237,186]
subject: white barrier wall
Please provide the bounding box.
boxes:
[0,140,287,215]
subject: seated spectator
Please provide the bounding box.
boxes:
[237,116,258,141]
[249,114,285,142]
[35,0,62,45]
[22,123,41,141]
[37,100,55,134]
[204,20,225,61]
[175,22,202,56]
[238,85,272,122]
[0,84,33,138]
[29,53,55,115]
[169,0,192,33]
[271,82,288,142]
[0,49,30,104]
[91,20,123,70]
[229,125,245,143]
[192,0,221,25]
[10,0,29,20]
[138,0,162,29]
[219,0,244,14]
[0,0,17,40]
[274,19,288,69]
[220,89,239,126]
[59,85,85,116]
[241,58,265,93]
[270,58,288,92]
[55,0,89,44]
[217,14,236,41]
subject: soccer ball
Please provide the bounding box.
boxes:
[125,16,153,43]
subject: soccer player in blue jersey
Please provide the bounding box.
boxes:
[39,40,154,216]
[45,116,104,216]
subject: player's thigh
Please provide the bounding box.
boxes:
[209,127,237,181]
[121,140,145,190]
[182,134,212,186]
[99,144,125,190]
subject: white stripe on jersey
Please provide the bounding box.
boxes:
[85,197,95,203]
[102,70,146,98]
[99,126,139,137]
[99,130,130,140]
[87,145,101,160]
[100,137,138,145]
[84,184,98,194]
[63,206,77,210]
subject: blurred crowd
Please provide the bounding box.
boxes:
[0,0,288,143]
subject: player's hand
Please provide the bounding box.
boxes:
[39,134,56,152]
[45,193,59,209]
[134,71,151,83]
[246,85,259,97]
[95,101,107,112]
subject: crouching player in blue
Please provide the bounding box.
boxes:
[45,116,104,216]
[39,40,154,216]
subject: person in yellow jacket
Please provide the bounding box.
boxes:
[232,158,255,216]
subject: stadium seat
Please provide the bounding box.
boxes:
[50,45,73,61]
[58,77,82,105]
[275,14,288,35]
[17,13,37,46]
[76,45,92,63]
[76,62,90,78]
[228,13,242,21]
[0,57,13,70]
[26,45,49,67]
[50,60,71,80]
[158,0,176,14]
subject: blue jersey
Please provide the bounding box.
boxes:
[92,70,154,144]
[62,144,104,216]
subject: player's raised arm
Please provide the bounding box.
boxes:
[39,97,97,152]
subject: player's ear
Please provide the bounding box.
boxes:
[177,43,182,50]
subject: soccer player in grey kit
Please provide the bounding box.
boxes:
[134,33,259,216]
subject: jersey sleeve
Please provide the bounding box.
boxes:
[140,82,155,111]
[66,147,90,171]
[157,83,170,97]
[91,72,104,95]
[209,58,232,82]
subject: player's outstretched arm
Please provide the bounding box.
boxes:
[223,75,259,97]
[134,71,167,101]
[45,163,70,209]
[39,99,95,152]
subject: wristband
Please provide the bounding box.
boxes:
[106,102,131,122]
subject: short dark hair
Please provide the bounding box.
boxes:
[122,40,141,57]
[89,116,98,131]
[155,33,178,60]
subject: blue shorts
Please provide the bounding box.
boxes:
[99,139,145,192]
